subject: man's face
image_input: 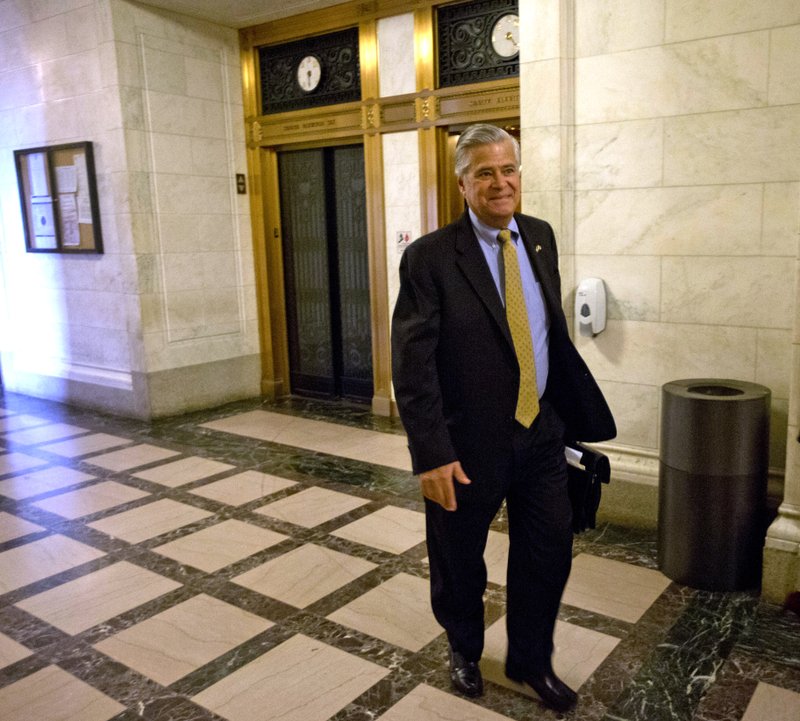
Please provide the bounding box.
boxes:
[457,140,520,229]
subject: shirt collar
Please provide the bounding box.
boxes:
[468,208,519,246]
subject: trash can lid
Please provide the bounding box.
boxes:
[663,378,770,402]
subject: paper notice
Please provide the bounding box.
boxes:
[27,153,49,197]
[31,198,56,249]
[59,194,80,246]
[75,155,93,223]
[56,164,78,193]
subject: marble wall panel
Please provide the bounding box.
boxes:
[599,380,660,449]
[42,50,103,99]
[190,137,229,177]
[576,33,768,125]
[665,0,800,42]
[757,329,792,400]
[575,186,763,256]
[520,0,558,62]
[576,0,664,57]
[520,59,560,127]
[150,133,193,174]
[763,183,800,257]
[0,65,43,110]
[141,46,187,95]
[575,120,663,190]
[664,106,800,186]
[521,191,563,241]
[144,92,227,138]
[185,56,224,100]
[382,131,421,315]
[660,257,794,329]
[769,26,800,107]
[575,319,758,387]
[378,14,415,97]
[521,125,563,191]
[574,255,661,322]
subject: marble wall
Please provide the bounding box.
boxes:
[377,14,421,321]
[0,0,260,417]
[0,0,140,404]
[520,0,800,485]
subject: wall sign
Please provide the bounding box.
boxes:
[14,142,103,254]
[437,0,520,88]
[259,27,361,115]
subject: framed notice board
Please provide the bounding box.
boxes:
[14,141,103,254]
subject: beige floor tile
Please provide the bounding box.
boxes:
[87,499,213,543]
[480,616,619,696]
[132,456,235,487]
[0,414,51,433]
[254,486,370,528]
[31,481,150,520]
[0,665,124,721]
[741,681,800,721]
[0,511,44,543]
[0,466,95,500]
[192,633,389,721]
[190,470,298,506]
[327,572,440,652]
[331,505,426,554]
[562,553,671,623]
[202,410,412,470]
[232,543,376,608]
[485,530,510,586]
[378,683,514,721]
[2,423,89,446]
[38,433,132,458]
[94,593,273,685]
[85,444,181,472]
[0,452,50,477]
[0,535,105,595]
[16,560,181,635]
[153,519,288,572]
[0,632,31,670]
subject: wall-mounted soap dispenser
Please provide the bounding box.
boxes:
[575,278,606,337]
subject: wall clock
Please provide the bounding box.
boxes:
[297,55,322,92]
[259,27,360,114]
[437,0,520,88]
[491,13,519,58]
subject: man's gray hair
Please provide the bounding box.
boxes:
[454,124,520,178]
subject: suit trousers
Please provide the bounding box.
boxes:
[424,400,573,672]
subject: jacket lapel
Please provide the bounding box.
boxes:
[453,213,514,349]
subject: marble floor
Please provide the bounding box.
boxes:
[0,392,798,721]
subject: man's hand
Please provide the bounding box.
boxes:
[419,461,471,511]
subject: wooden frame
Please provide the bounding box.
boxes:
[14,141,103,254]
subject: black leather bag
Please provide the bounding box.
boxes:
[565,441,610,533]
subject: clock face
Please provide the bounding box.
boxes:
[491,13,520,58]
[297,55,322,92]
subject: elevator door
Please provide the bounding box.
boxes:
[278,145,373,402]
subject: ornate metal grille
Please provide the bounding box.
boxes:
[259,27,361,115]
[437,0,519,88]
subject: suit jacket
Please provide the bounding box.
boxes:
[391,211,616,480]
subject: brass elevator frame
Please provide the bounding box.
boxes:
[239,0,520,415]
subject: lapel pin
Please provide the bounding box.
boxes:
[535,244,542,253]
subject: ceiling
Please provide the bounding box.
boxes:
[134,0,344,28]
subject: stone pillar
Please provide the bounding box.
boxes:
[763,246,800,604]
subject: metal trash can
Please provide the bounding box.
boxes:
[658,378,770,591]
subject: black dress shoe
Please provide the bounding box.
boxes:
[449,647,483,697]
[506,666,577,712]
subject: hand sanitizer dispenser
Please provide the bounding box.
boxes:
[575,278,606,337]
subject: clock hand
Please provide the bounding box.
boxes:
[505,31,518,47]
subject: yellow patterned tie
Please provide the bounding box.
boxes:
[498,229,539,428]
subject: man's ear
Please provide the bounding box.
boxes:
[457,177,466,195]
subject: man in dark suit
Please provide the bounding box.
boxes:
[391,124,615,713]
